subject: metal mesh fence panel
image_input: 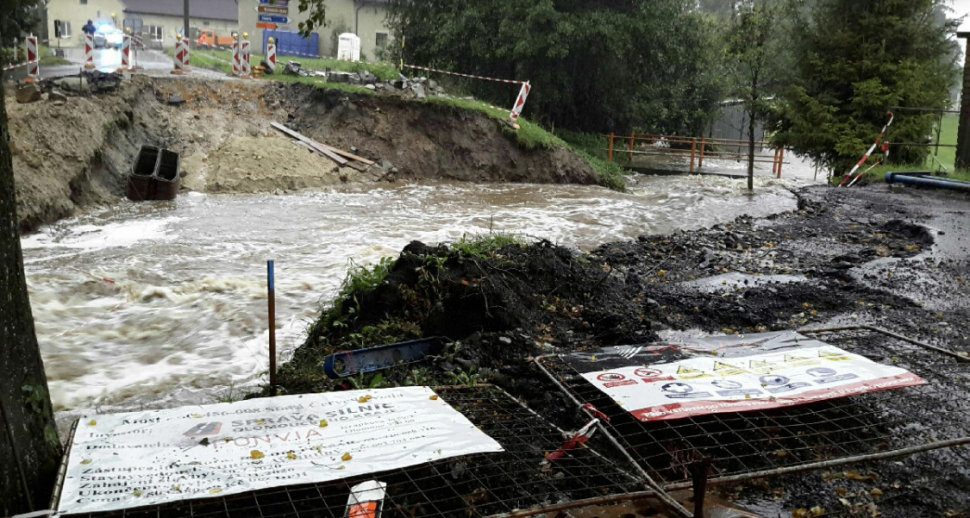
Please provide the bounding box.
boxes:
[59,385,655,518]
[535,326,970,489]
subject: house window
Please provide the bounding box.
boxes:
[376,32,388,48]
[80,0,87,4]
[54,20,72,38]
[146,25,164,41]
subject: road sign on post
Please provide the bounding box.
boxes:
[258,15,290,24]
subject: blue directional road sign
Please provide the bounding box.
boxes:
[259,14,290,24]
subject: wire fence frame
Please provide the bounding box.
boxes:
[885,105,958,175]
[534,325,970,491]
[52,385,694,518]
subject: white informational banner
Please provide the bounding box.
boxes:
[57,387,503,515]
[567,332,925,422]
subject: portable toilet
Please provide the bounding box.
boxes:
[337,33,361,62]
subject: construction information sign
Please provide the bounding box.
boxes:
[57,387,503,514]
[564,331,925,422]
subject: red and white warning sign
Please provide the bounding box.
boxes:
[565,332,925,422]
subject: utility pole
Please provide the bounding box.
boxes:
[956,32,970,170]
[183,0,190,43]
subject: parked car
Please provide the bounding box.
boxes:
[93,25,124,49]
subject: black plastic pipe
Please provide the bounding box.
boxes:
[885,171,970,192]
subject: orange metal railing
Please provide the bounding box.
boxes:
[604,133,788,178]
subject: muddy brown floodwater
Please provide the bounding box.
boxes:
[20,175,800,424]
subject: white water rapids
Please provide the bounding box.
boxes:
[20,175,805,424]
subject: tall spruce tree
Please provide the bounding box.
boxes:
[772,0,959,175]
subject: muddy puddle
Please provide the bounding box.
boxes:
[20,175,802,421]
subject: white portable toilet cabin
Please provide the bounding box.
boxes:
[337,33,361,62]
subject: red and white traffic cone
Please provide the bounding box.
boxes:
[120,29,131,71]
[84,32,96,69]
[266,37,277,73]
[25,34,39,82]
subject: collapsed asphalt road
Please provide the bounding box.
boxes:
[281,182,969,517]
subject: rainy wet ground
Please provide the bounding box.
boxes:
[281,182,969,517]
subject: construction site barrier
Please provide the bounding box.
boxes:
[399,63,531,122]
[84,33,95,69]
[172,38,189,75]
[241,39,252,78]
[25,34,39,81]
[266,39,277,72]
[231,40,240,76]
[120,34,131,71]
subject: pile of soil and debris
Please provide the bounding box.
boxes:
[7,76,599,230]
[281,184,970,517]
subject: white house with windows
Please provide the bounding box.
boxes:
[46,0,238,49]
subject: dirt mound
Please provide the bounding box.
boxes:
[8,77,599,230]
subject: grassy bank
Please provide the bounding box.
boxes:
[852,113,970,184]
[172,48,398,80]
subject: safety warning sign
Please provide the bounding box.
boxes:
[564,332,925,422]
[56,387,502,514]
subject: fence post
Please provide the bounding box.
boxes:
[690,138,697,173]
[777,148,785,178]
[771,148,779,176]
[268,260,277,393]
[698,136,706,168]
[629,131,635,162]
[608,133,615,163]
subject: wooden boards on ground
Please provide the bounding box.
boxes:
[271,123,376,167]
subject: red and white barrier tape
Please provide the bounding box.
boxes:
[545,419,598,461]
[399,63,526,85]
[841,111,894,188]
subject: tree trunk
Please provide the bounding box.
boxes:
[0,66,62,515]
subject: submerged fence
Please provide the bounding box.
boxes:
[604,133,789,177]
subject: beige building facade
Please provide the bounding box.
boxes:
[46,0,239,49]
[237,0,390,61]
[47,0,126,48]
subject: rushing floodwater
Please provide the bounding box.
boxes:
[21,175,802,423]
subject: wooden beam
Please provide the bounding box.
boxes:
[271,123,349,166]
[271,123,376,166]
[292,141,368,172]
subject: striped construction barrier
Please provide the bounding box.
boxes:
[399,63,532,122]
[84,33,95,69]
[399,63,527,85]
[266,39,277,72]
[120,33,131,71]
[25,35,40,82]
[842,111,894,188]
[510,82,531,122]
[172,38,189,75]
[231,40,240,76]
[241,39,252,77]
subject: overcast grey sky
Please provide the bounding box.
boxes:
[953,0,970,30]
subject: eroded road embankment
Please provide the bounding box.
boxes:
[6,76,599,231]
[284,184,969,517]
